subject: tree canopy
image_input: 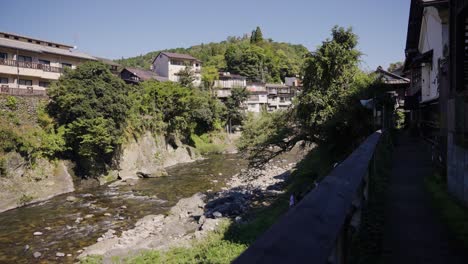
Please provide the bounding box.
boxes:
[117,28,309,83]
[47,62,132,174]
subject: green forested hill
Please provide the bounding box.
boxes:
[116,28,309,83]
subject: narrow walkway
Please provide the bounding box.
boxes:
[382,133,467,263]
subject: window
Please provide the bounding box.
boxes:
[0,77,8,84]
[62,62,72,68]
[55,45,59,48]
[19,79,32,86]
[39,59,50,65]
[0,52,7,60]
[14,37,18,40]
[35,41,40,44]
[17,55,32,62]
[39,81,50,88]
[3,34,9,38]
[48,43,52,46]
[28,39,32,43]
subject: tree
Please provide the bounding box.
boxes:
[240,26,378,166]
[140,81,226,136]
[201,66,219,96]
[254,26,264,43]
[47,61,131,175]
[177,66,196,88]
[250,26,264,44]
[224,87,249,132]
[387,61,403,72]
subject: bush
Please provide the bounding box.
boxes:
[191,133,225,154]
[5,96,18,110]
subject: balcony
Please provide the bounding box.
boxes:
[0,59,64,73]
[0,85,47,96]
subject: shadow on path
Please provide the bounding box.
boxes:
[382,133,468,264]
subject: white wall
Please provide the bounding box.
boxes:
[153,54,169,78]
[418,7,446,103]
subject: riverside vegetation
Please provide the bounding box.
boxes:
[78,26,399,263]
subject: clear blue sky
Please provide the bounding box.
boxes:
[1,0,410,71]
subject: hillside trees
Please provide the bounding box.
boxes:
[117,28,308,83]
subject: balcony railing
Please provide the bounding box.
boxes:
[0,59,64,73]
[0,85,47,96]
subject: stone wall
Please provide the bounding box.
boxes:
[116,131,199,180]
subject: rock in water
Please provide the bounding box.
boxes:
[66,196,78,202]
[235,216,242,223]
[33,232,43,236]
[212,211,222,218]
[136,171,151,178]
[56,252,65,257]
[33,252,41,258]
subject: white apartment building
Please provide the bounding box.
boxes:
[152,52,202,86]
[0,32,96,95]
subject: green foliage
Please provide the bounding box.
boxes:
[201,65,219,95]
[225,87,249,128]
[18,194,34,206]
[47,61,131,175]
[387,61,403,72]
[240,26,382,166]
[238,111,298,164]
[138,81,226,138]
[191,133,225,154]
[425,172,468,250]
[117,29,308,83]
[5,96,18,110]
[0,107,66,163]
[395,109,405,129]
[250,26,264,44]
[177,66,196,89]
[297,26,370,153]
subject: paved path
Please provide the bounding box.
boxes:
[382,134,467,263]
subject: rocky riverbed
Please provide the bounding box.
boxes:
[0,154,248,264]
[79,152,303,262]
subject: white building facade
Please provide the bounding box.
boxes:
[152,52,202,86]
[418,6,449,103]
[0,32,96,95]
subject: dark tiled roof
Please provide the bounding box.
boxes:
[123,67,168,82]
[161,52,201,61]
[376,66,410,85]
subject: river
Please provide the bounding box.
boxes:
[0,154,247,263]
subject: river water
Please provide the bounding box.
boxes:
[0,154,247,263]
